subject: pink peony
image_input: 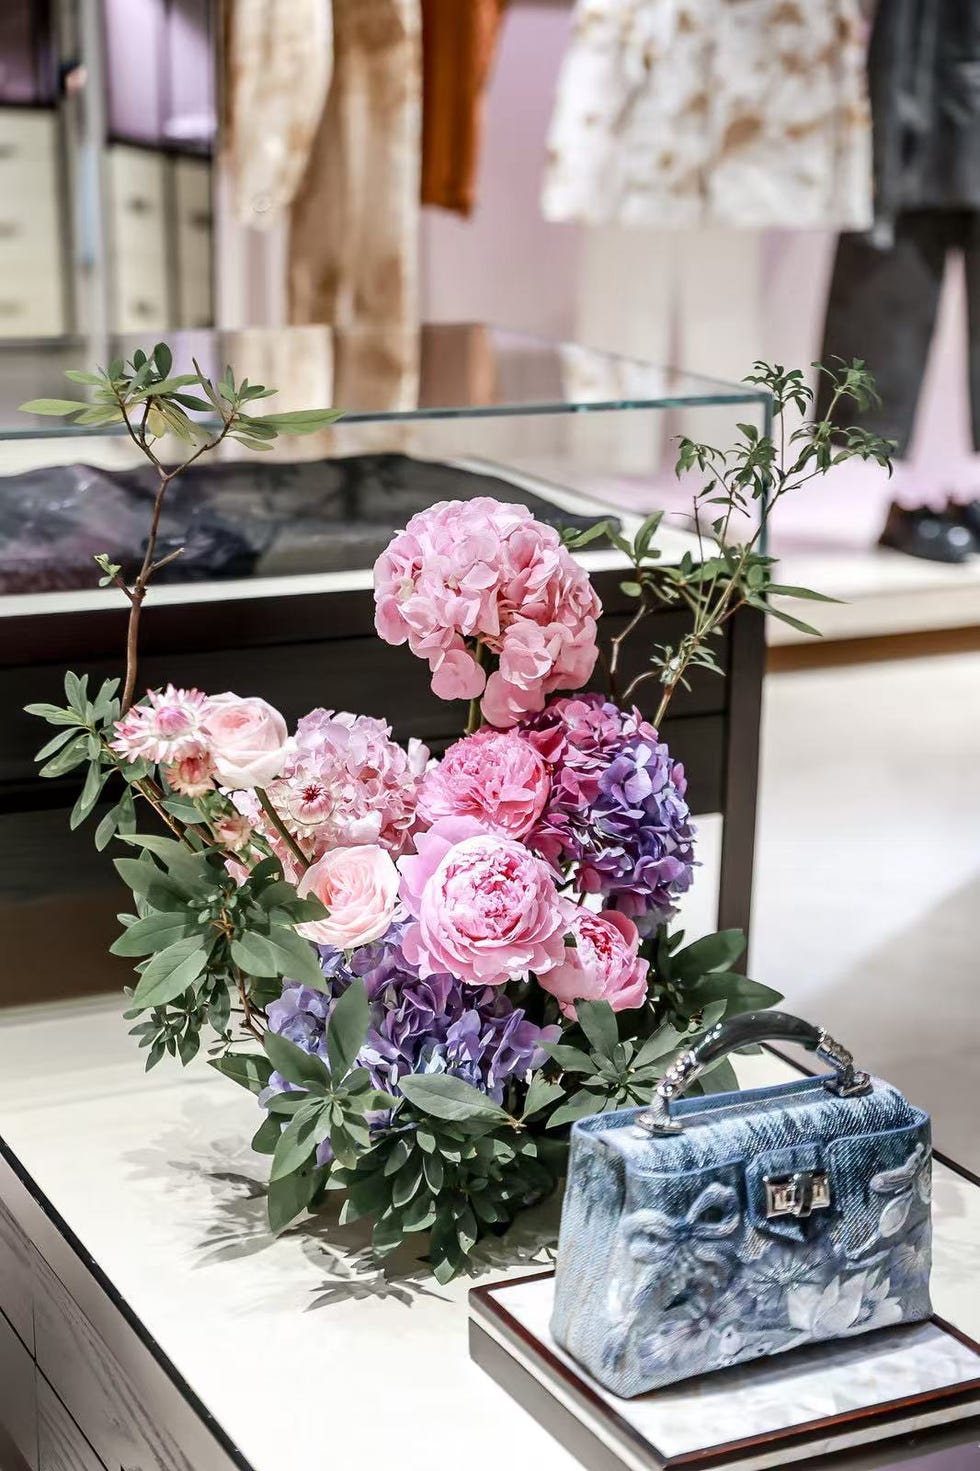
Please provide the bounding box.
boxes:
[538,908,649,1019]
[373,498,601,728]
[418,729,550,839]
[162,746,215,798]
[296,844,400,949]
[112,685,212,765]
[205,694,288,789]
[398,817,570,985]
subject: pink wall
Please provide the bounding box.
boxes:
[420,3,579,338]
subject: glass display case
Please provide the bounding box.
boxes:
[0,323,770,1002]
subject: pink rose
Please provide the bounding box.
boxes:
[399,817,569,985]
[162,745,215,798]
[205,694,288,789]
[538,908,649,1019]
[296,844,400,949]
[418,729,550,840]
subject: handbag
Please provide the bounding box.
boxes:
[550,1011,932,1397]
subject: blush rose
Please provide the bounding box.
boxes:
[296,844,400,949]
[398,817,570,986]
[538,908,648,1019]
[205,694,289,789]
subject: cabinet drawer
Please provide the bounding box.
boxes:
[32,1250,197,1471]
[37,1376,107,1471]
[0,1306,38,1470]
[0,1195,34,1352]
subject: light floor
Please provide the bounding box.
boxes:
[751,651,980,1171]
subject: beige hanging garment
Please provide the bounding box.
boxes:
[542,0,872,231]
[288,0,422,330]
[222,0,333,229]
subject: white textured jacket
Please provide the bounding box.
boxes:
[542,0,873,230]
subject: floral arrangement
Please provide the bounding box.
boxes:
[23,350,891,1280]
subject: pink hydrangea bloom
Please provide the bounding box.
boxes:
[398,817,571,986]
[418,728,550,840]
[236,710,428,871]
[112,685,212,765]
[373,498,601,728]
[537,907,649,1019]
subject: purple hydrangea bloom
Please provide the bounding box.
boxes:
[262,924,558,1130]
[521,693,696,930]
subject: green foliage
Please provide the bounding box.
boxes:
[20,342,342,449]
[114,843,328,1070]
[566,359,893,721]
[240,981,397,1232]
[332,1112,562,1284]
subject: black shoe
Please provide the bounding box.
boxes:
[878,501,976,563]
[947,497,980,543]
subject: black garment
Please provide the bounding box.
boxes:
[0,453,617,594]
[871,0,980,236]
[818,210,980,453]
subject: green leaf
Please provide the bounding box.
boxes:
[687,971,782,1015]
[18,398,86,416]
[38,732,89,778]
[764,605,822,638]
[34,726,80,761]
[697,1056,740,1095]
[422,1149,444,1193]
[267,1162,323,1233]
[114,856,188,911]
[69,762,109,829]
[632,1025,686,1069]
[263,1030,330,1091]
[25,702,81,726]
[232,925,326,990]
[64,369,105,385]
[153,342,173,378]
[248,408,343,434]
[131,935,208,1008]
[208,1052,274,1094]
[398,1073,512,1124]
[546,1088,605,1129]
[326,978,369,1082]
[109,909,193,956]
[766,584,840,605]
[575,1000,619,1061]
[671,929,747,983]
[541,1042,597,1075]
[522,1074,565,1120]
[270,1103,323,1181]
[250,1114,281,1155]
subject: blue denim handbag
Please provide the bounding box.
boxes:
[550,1011,932,1397]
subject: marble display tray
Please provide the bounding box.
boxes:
[470,1271,980,1471]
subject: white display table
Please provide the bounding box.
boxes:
[0,995,978,1471]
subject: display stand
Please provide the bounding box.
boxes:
[470,1272,980,1471]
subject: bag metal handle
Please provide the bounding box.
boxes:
[636,1010,871,1136]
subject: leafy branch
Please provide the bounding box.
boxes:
[21,342,342,711]
[564,359,894,723]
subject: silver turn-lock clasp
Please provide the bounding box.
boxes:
[764,1170,831,1218]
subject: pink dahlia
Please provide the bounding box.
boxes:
[417,728,550,839]
[373,498,601,728]
[398,817,571,986]
[538,908,649,1019]
[112,685,212,765]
